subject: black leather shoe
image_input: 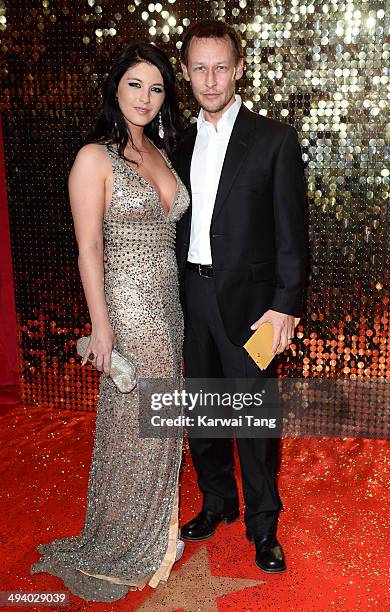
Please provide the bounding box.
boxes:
[181,508,239,541]
[255,535,286,573]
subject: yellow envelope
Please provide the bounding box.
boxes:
[244,318,300,370]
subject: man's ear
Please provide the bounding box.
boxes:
[181,62,191,82]
[235,58,244,81]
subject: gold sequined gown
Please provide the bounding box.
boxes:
[31,143,189,602]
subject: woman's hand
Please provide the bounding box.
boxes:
[82,324,116,376]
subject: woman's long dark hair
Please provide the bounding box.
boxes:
[89,42,181,160]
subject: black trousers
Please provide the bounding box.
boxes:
[183,268,283,537]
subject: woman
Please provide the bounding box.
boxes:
[31,42,189,602]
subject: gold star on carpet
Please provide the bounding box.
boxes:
[135,546,264,612]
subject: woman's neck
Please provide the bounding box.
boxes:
[128,124,146,150]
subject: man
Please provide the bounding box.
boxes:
[173,20,307,574]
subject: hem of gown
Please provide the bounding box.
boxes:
[31,477,182,602]
[77,481,180,590]
[31,423,183,602]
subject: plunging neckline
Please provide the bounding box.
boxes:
[113,142,179,221]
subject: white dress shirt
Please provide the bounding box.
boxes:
[188,94,242,265]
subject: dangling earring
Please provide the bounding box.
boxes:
[158,112,164,139]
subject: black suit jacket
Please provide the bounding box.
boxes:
[173,105,307,346]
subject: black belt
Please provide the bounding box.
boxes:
[186,262,214,278]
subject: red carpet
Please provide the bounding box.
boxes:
[0,401,388,611]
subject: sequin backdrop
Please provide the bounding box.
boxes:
[1,0,388,413]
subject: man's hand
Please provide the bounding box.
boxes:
[103,254,108,272]
[250,310,298,354]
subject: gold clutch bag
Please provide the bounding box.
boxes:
[76,335,137,393]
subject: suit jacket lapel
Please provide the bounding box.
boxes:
[211,105,257,223]
[176,125,197,198]
[174,124,196,256]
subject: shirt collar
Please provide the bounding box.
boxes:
[197,94,242,133]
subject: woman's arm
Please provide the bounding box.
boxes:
[68,143,114,375]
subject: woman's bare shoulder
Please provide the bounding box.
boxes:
[75,142,111,164]
[70,143,111,180]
